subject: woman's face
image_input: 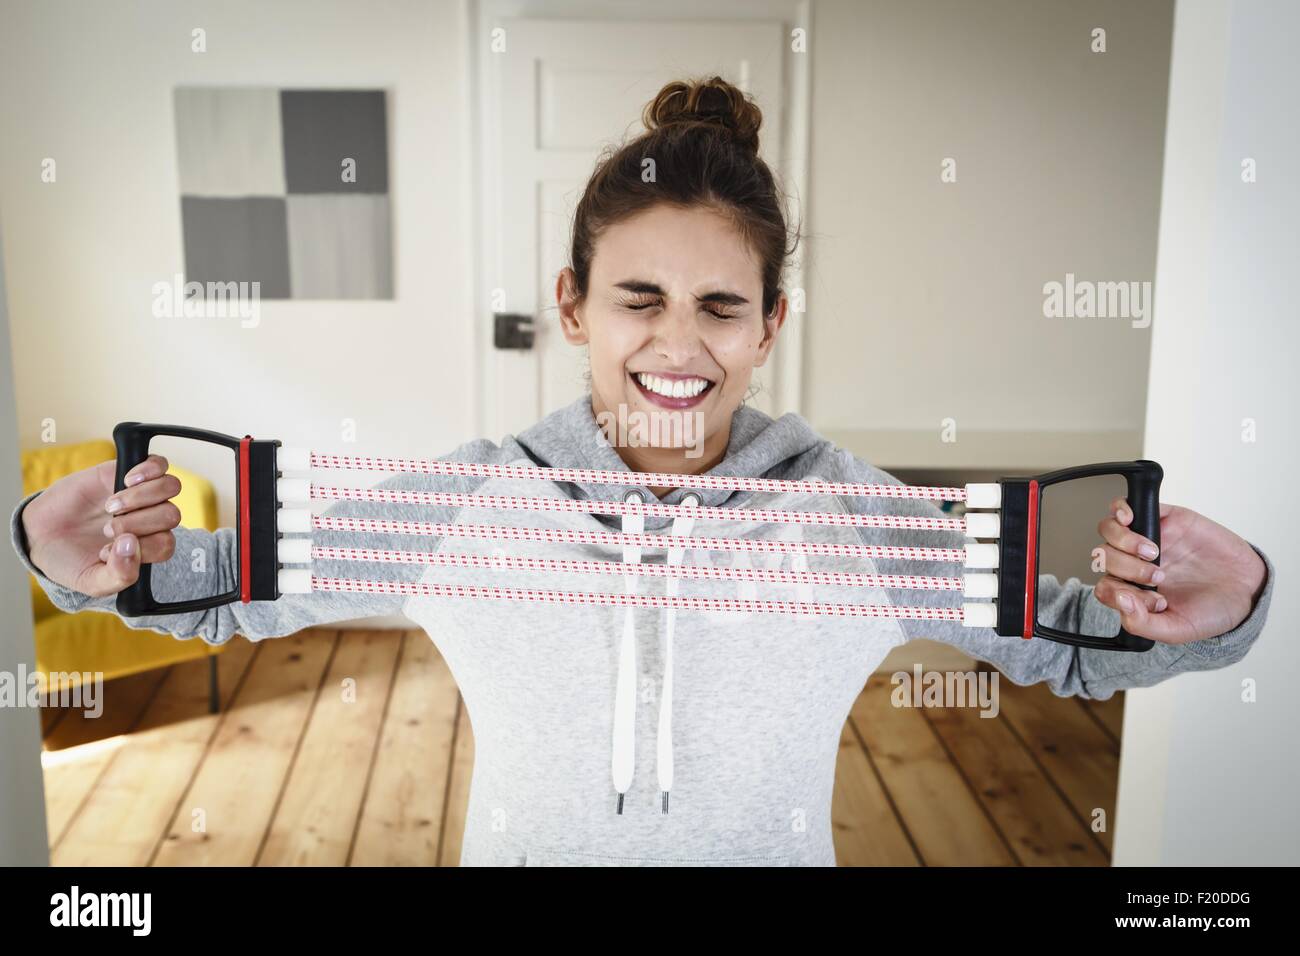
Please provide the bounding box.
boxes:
[557,203,786,468]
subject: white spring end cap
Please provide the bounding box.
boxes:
[962,602,998,629]
[278,569,313,594]
[277,538,313,564]
[964,512,1001,539]
[963,573,999,598]
[964,483,1002,509]
[277,446,311,474]
[277,508,312,533]
[277,478,310,503]
[964,543,1000,569]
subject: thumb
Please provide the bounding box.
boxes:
[1115,587,1156,637]
[86,533,140,596]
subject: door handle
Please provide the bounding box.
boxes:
[493,312,535,350]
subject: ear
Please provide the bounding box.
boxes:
[752,293,788,368]
[556,268,589,346]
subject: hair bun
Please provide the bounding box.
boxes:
[643,76,762,155]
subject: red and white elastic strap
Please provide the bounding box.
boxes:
[292,484,978,533]
[307,579,968,621]
[289,545,972,593]
[298,452,970,502]
[271,447,1004,627]
[305,515,986,565]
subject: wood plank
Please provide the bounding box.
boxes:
[831,719,920,866]
[438,698,475,867]
[924,699,1107,866]
[42,668,170,850]
[350,632,461,866]
[258,630,402,865]
[41,703,67,737]
[151,630,338,866]
[1081,692,1125,743]
[51,639,257,866]
[995,681,1119,854]
[44,668,167,750]
[42,626,1127,868]
[851,674,1016,865]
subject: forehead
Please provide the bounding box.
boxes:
[589,204,761,289]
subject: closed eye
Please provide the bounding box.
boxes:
[620,298,738,320]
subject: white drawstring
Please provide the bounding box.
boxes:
[612,490,644,814]
[658,492,699,814]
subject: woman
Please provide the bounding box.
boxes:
[12,77,1273,866]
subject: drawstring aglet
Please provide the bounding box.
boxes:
[661,792,669,815]
[616,792,625,815]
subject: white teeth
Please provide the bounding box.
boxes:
[635,372,710,399]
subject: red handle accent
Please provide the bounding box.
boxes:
[240,436,252,603]
[1022,479,1039,639]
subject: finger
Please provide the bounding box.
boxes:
[1095,575,1166,615]
[83,533,140,596]
[1111,497,1176,523]
[1096,514,1159,560]
[102,501,182,539]
[104,531,174,564]
[140,530,176,564]
[121,453,170,488]
[104,473,182,516]
[1099,544,1166,586]
[1109,496,1133,525]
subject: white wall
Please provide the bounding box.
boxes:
[1114,0,1299,865]
[0,217,52,866]
[807,0,1173,471]
[0,0,478,527]
[1,0,1175,484]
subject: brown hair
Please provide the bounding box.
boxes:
[568,75,800,319]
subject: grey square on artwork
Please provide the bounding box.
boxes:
[286,194,393,299]
[181,197,291,299]
[174,87,285,196]
[281,90,389,194]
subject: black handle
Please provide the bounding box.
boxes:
[1031,460,1163,652]
[1116,461,1163,651]
[112,422,243,617]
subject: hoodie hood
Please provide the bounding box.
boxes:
[510,394,828,814]
[512,394,828,521]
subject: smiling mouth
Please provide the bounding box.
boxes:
[630,371,717,407]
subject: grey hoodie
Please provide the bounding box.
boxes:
[10,394,1275,866]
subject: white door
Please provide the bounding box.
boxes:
[478,17,788,441]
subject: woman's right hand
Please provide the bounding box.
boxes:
[20,453,182,597]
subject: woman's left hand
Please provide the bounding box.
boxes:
[1094,498,1267,645]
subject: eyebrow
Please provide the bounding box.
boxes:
[613,279,750,307]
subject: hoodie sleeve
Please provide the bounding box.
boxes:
[9,438,499,646]
[828,447,1274,700]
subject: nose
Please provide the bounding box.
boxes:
[651,303,702,365]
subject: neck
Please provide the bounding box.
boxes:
[591,397,731,498]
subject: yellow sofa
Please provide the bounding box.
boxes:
[22,439,226,710]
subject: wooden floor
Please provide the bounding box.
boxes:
[40,628,1124,866]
